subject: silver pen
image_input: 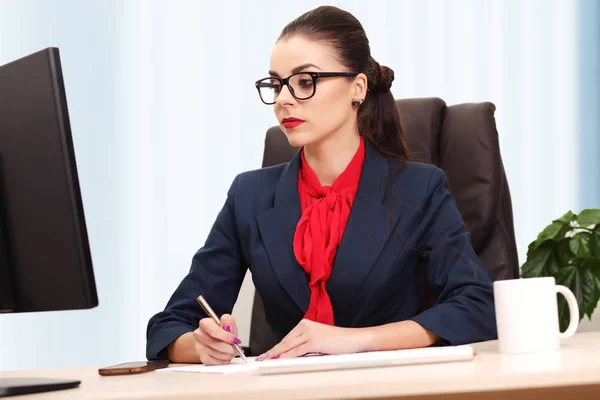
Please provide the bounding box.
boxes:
[196,295,248,363]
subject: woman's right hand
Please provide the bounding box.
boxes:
[193,314,243,365]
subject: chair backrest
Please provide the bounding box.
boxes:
[248,97,519,356]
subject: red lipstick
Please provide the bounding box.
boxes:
[281,117,305,129]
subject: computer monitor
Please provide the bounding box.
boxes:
[0,48,98,396]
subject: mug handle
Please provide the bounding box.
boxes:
[555,285,579,339]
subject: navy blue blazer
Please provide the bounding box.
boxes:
[146,141,497,360]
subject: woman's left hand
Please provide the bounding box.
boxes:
[257,319,367,360]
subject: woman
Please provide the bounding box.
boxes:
[146,5,497,366]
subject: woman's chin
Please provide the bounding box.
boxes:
[283,130,316,148]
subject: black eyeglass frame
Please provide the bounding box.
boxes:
[254,72,358,105]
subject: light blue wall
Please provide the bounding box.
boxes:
[578,0,600,210]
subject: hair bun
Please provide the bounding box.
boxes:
[368,58,394,92]
[378,65,394,91]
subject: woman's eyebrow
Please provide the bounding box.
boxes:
[268,63,322,77]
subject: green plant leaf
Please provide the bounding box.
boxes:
[557,297,570,332]
[555,264,576,286]
[555,266,578,331]
[591,230,600,258]
[554,210,576,224]
[555,266,575,332]
[521,243,559,278]
[589,274,600,320]
[580,268,599,319]
[580,260,600,320]
[532,221,569,251]
[576,209,600,228]
[556,240,575,265]
[569,233,593,259]
[527,239,535,254]
[588,259,600,280]
[555,264,600,323]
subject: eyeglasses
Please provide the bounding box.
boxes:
[254,72,358,105]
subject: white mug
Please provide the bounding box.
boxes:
[493,276,579,354]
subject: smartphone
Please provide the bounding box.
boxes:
[98,360,170,376]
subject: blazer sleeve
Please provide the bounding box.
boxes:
[410,168,498,345]
[145,175,248,360]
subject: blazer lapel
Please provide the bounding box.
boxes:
[327,142,400,312]
[256,152,310,314]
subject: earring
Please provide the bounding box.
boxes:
[352,99,362,106]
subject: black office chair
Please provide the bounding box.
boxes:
[243,97,519,357]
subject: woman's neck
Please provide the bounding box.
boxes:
[303,133,361,186]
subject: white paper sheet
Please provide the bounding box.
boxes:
[159,357,260,374]
[157,345,474,375]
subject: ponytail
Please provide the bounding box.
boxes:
[358,58,410,162]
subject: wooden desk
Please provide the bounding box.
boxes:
[1,332,599,400]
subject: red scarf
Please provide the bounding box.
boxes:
[293,137,365,325]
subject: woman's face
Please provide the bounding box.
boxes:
[268,35,366,148]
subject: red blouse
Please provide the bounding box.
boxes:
[292,137,366,325]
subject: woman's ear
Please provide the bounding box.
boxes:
[352,73,368,102]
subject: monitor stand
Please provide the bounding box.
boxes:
[0,377,80,397]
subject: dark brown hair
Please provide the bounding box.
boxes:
[278,5,410,163]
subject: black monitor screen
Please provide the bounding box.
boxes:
[0,47,98,313]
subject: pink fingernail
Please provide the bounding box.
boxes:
[270,355,280,360]
[256,353,267,361]
[223,325,231,332]
[232,337,241,345]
